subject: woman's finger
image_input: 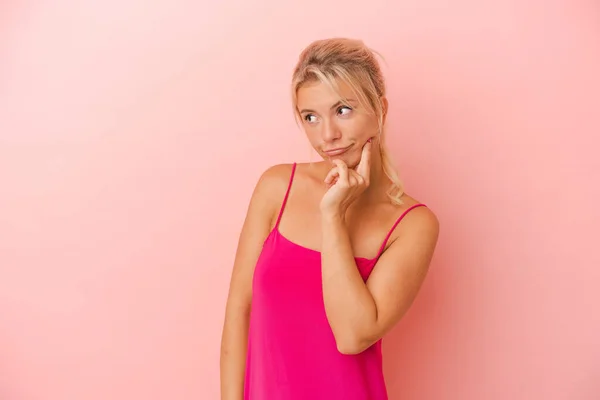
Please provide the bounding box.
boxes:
[356,138,372,181]
[349,169,365,186]
[331,159,349,186]
[324,167,339,185]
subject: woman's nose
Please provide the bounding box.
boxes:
[322,120,342,142]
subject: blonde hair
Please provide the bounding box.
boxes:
[291,37,405,205]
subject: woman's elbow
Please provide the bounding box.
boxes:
[335,334,372,355]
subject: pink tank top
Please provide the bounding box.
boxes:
[244,163,426,400]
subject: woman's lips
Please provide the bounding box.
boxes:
[323,144,352,156]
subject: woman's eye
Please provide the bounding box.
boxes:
[338,106,352,116]
[304,114,317,123]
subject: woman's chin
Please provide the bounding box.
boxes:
[324,153,360,169]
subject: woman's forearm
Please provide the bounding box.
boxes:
[220,307,250,400]
[320,213,378,354]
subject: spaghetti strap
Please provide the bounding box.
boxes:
[375,203,427,258]
[274,163,297,229]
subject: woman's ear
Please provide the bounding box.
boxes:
[381,96,389,124]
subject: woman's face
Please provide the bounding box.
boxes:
[296,79,383,168]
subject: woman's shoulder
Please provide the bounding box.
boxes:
[383,194,440,247]
[392,194,438,224]
[255,162,323,190]
[255,163,295,191]
[249,163,296,207]
[250,162,322,208]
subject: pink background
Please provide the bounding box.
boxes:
[1,1,599,399]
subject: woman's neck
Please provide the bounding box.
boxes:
[361,148,391,204]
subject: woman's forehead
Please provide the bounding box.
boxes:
[297,80,355,108]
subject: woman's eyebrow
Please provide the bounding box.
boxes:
[300,98,357,114]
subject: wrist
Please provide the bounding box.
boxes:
[321,209,346,225]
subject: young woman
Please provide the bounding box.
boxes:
[220,37,440,400]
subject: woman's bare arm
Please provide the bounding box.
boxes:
[219,165,287,399]
[320,206,439,355]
